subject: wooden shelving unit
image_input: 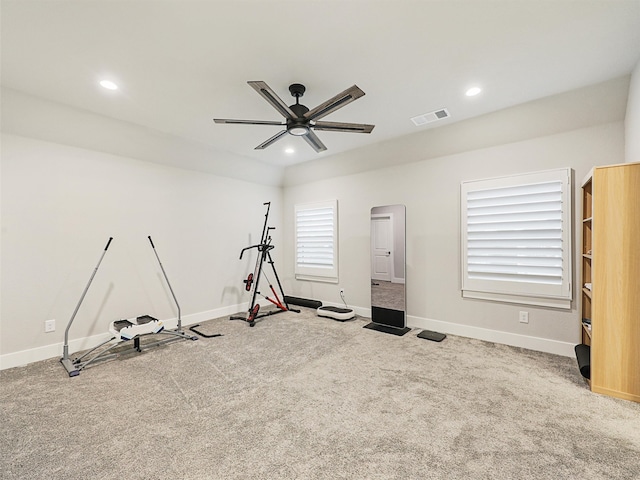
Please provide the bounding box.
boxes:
[580,162,640,403]
[581,176,593,348]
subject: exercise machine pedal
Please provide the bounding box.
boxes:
[244,273,253,292]
[247,304,260,327]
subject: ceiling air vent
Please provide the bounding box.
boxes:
[410,108,450,126]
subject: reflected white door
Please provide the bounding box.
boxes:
[371,215,392,282]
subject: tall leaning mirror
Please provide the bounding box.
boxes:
[364,204,410,336]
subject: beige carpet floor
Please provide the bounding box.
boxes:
[1,307,639,479]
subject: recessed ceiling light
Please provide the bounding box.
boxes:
[465,86,482,97]
[285,147,295,154]
[99,80,118,90]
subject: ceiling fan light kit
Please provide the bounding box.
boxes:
[214,81,375,152]
[288,125,309,136]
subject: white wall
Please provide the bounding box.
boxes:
[625,58,640,162]
[0,76,630,368]
[1,88,283,187]
[283,76,629,187]
[282,122,625,356]
[1,133,281,368]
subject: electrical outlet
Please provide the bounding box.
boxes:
[519,311,529,324]
[340,288,345,296]
[45,319,56,333]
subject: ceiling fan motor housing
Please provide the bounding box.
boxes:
[288,92,310,135]
[287,116,310,135]
[289,103,309,118]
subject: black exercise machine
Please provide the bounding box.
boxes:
[231,202,299,326]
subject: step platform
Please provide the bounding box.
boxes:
[317,305,355,321]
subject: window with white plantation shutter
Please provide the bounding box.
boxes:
[295,200,338,282]
[461,169,572,309]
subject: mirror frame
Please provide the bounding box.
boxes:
[367,204,408,334]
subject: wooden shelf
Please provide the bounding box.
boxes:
[579,170,594,374]
[582,323,592,340]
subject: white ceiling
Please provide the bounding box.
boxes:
[2,0,640,169]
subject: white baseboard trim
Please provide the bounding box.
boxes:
[0,303,249,371]
[1,304,576,370]
[163,303,250,330]
[0,331,114,372]
[407,315,576,357]
[320,304,573,357]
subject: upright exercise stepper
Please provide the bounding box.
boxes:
[231,202,299,326]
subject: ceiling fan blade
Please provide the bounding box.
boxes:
[248,81,297,120]
[214,118,285,126]
[304,85,365,122]
[302,130,327,152]
[255,130,288,150]
[313,121,375,134]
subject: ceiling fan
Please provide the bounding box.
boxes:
[214,81,375,152]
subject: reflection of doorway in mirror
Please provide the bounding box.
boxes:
[371,213,394,282]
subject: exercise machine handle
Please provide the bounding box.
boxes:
[239,244,257,260]
[239,242,275,260]
[62,237,113,368]
[148,236,182,330]
[260,202,271,244]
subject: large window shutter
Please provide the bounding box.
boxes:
[295,200,338,282]
[461,169,572,309]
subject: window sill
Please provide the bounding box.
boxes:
[295,274,338,284]
[462,290,571,310]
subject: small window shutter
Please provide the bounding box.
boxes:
[295,200,338,281]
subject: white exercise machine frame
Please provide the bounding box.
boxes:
[60,236,197,377]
